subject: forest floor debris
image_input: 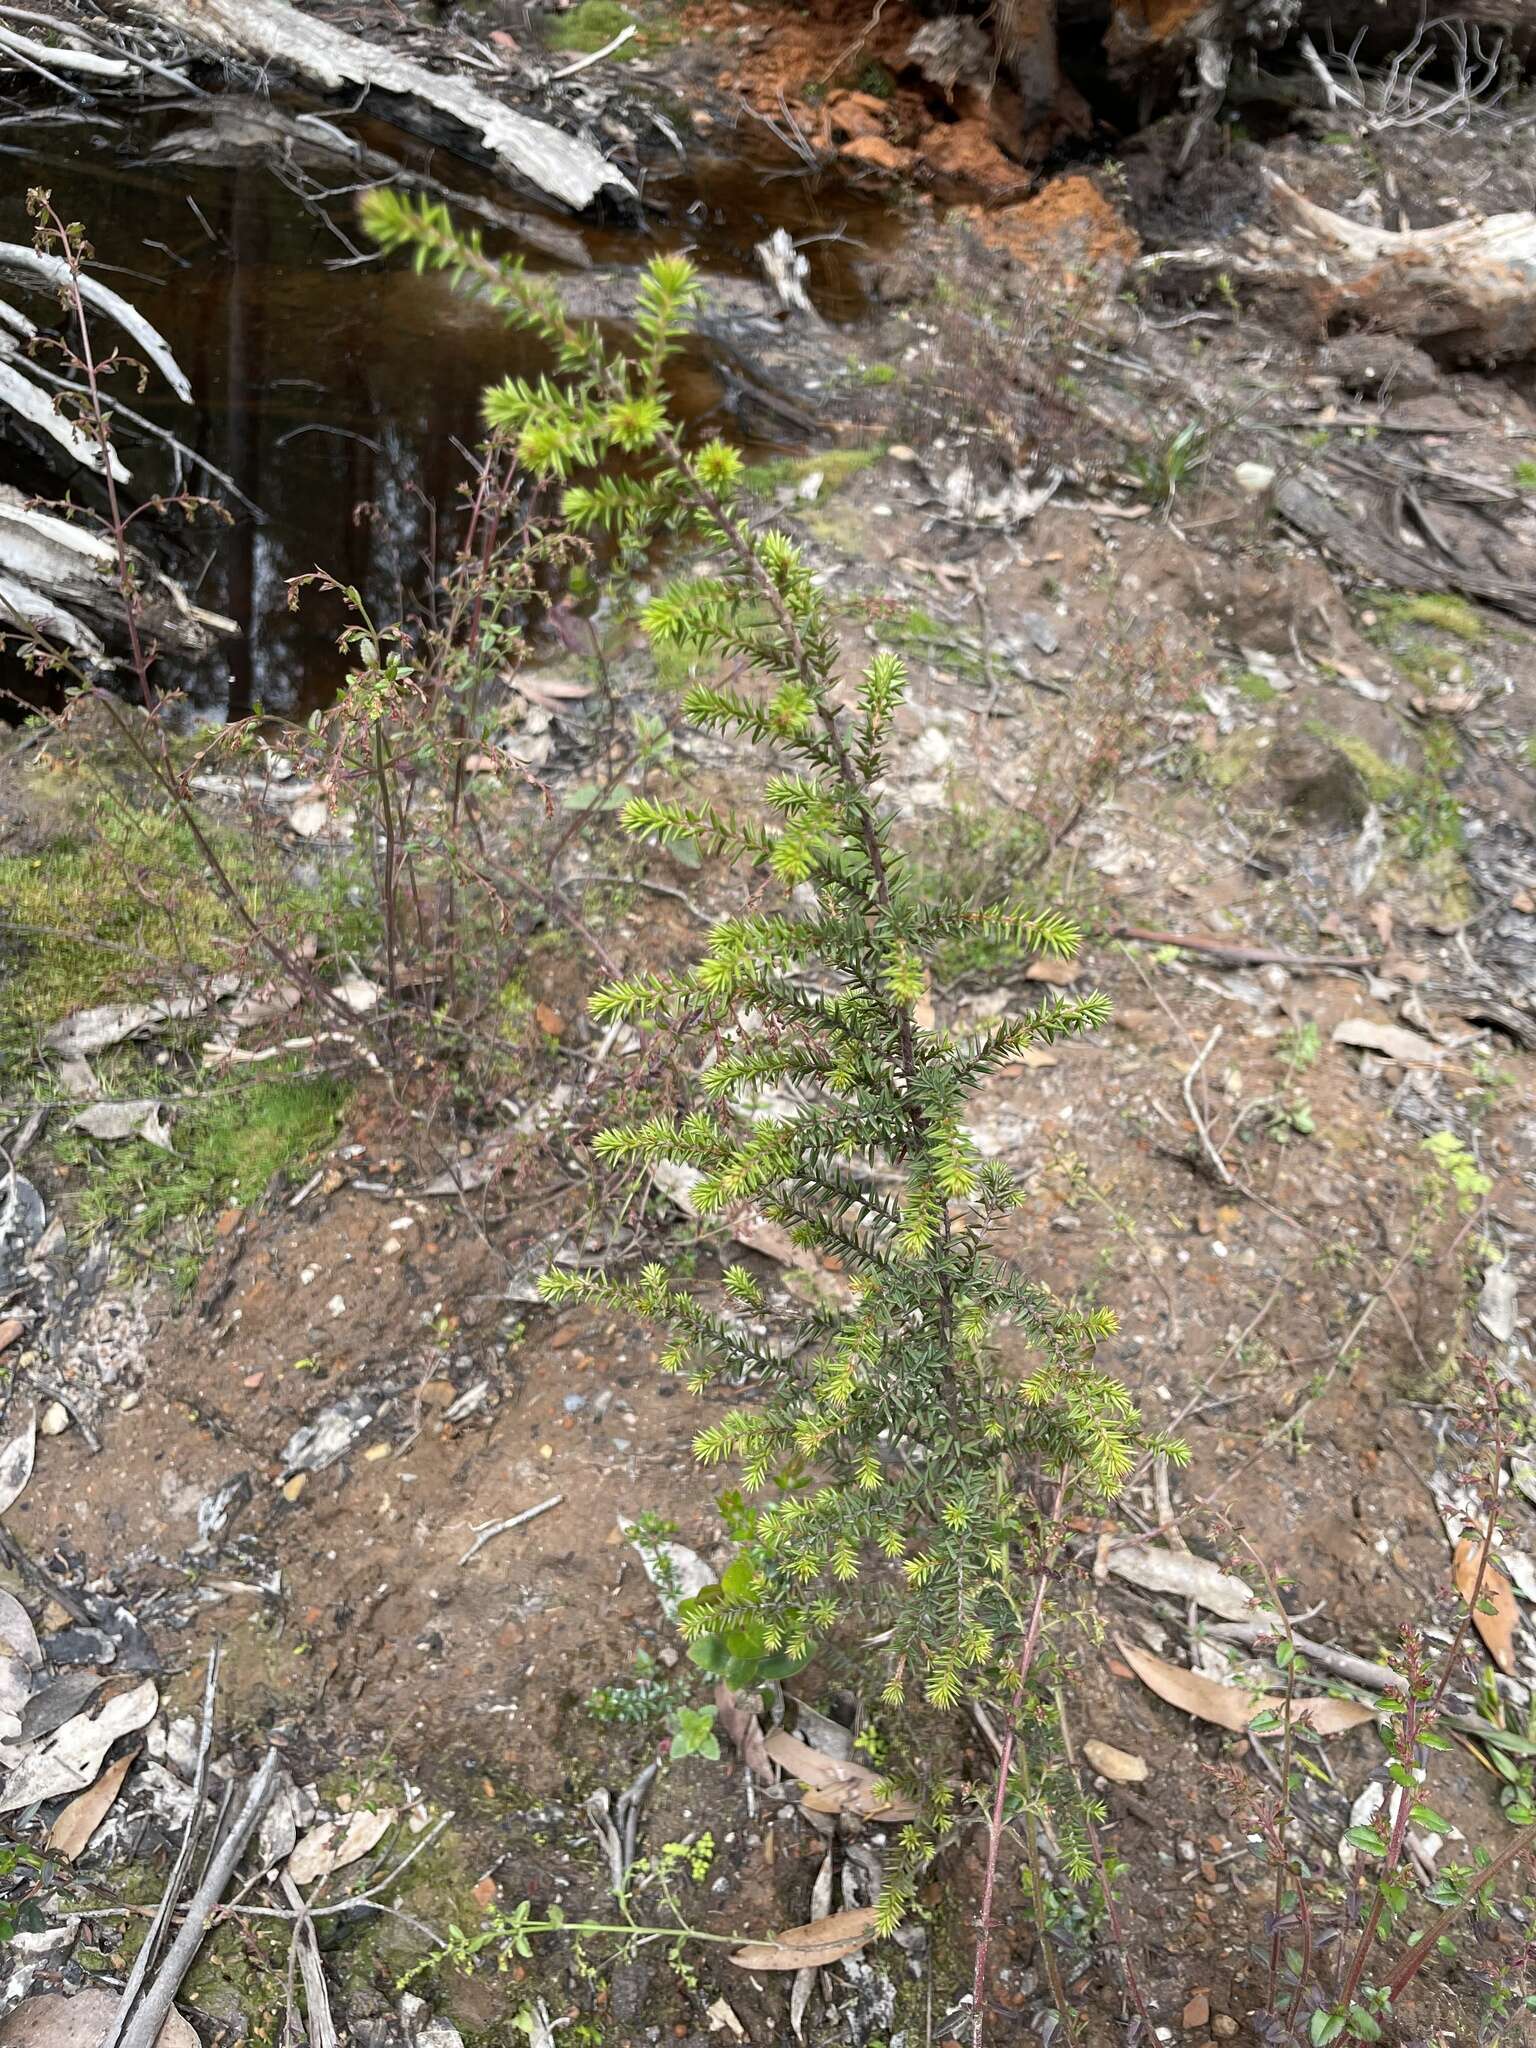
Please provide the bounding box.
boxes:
[1,1,1535,2042]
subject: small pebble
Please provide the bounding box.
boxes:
[40,1401,71,1436]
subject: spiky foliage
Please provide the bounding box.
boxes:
[363,187,1177,1735]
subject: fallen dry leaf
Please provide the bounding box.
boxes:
[0,1588,36,1670]
[48,1747,136,1861]
[791,1847,834,2039]
[730,1903,879,1972]
[1116,1639,1373,1737]
[287,1804,397,1885]
[514,671,593,712]
[1118,1638,1268,1731]
[0,1988,196,2048]
[1289,1696,1377,1736]
[1331,1017,1442,1066]
[1082,1739,1147,1784]
[0,1678,159,1814]
[1454,1533,1519,1676]
[705,1996,746,2039]
[471,1873,498,1911]
[763,1727,919,1821]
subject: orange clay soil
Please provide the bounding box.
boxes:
[963,173,1142,289]
[681,0,1047,198]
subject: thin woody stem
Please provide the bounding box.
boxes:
[972,1480,1067,2048]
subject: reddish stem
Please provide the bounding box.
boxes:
[971,1479,1066,2048]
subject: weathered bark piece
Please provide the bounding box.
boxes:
[122,0,632,211]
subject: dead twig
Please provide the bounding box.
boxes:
[114,1748,281,2048]
[100,1645,221,2048]
[547,21,636,77]
[1182,1025,1231,1186]
[1109,925,1375,972]
[1153,1455,1189,1552]
[279,1872,338,2048]
[457,1494,562,1565]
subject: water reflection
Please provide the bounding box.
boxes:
[2,98,894,721]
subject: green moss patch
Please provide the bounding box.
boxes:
[542,0,636,55]
[1372,591,1485,644]
[53,1071,348,1266]
[0,806,246,1074]
[741,445,884,498]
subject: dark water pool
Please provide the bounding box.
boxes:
[4,96,897,720]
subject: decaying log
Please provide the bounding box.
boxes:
[0,243,192,403]
[0,486,235,664]
[0,353,128,481]
[0,243,191,482]
[1300,0,1536,58]
[0,256,229,666]
[1144,171,1536,367]
[119,0,633,212]
[1264,172,1536,364]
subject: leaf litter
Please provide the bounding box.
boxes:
[0,1676,158,1813]
[1116,1638,1375,1736]
[790,1844,834,2039]
[46,1745,137,1860]
[730,1903,880,1973]
[762,1727,920,1822]
[286,1804,398,1885]
[1453,1533,1520,1675]
[1098,1537,1276,1623]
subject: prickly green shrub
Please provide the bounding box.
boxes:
[362,187,1173,1801]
